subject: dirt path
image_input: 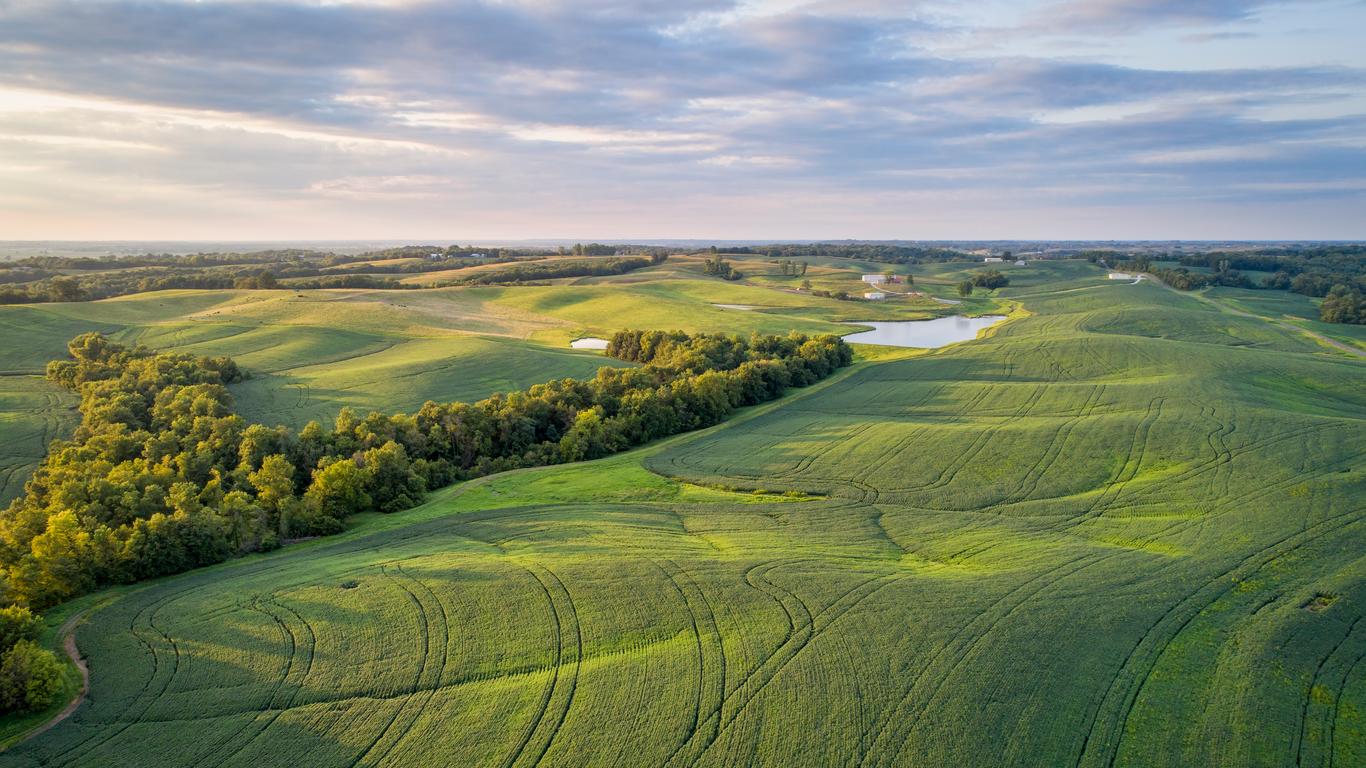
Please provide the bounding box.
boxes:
[10,609,90,747]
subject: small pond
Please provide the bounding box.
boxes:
[842,315,1006,348]
[570,337,609,350]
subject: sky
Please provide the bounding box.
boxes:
[1,0,1364,241]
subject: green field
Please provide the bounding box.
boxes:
[0,258,1009,498]
[1,259,1362,766]
[0,290,618,496]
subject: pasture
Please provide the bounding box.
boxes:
[4,260,1363,767]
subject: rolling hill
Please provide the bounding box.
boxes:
[3,259,1362,766]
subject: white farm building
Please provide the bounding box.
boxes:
[864,291,887,300]
[862,274,887,285]
[984,257,1005,263]
[1108,272,1135,280]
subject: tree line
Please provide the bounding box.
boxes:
[1101,253,1365,324]
[0,247,671,306]
[729,243,967,264]
[0,329,851,614]
[450,255,665,285]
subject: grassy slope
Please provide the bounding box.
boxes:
[0,288,612,494]
[4,261,1364,767]
[1204,286,1366,353]
[0,262,1005,494]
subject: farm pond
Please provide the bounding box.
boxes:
[570,337,610,350]
[842,315,1006,348]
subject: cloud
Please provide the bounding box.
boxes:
[0,0,1362,238]
[1025,0,1279,33]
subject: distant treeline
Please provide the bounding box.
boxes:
[450,255,665,285]
[0,268,418,304]
[1087,246,1366,324]
[727,243,969,264]
[0,328,850,611]
[0,245,672,305]
[1085,246,1366,294]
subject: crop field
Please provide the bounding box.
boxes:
[0,267,1003,493]
[1204,287,1366,353]
[3,260,1362,767]
[0,288,614,493]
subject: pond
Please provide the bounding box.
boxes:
[569,337,610,350]
[842,315,1006,348]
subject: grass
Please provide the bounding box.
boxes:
[3,260,1364,766]
[0,265,984,499]
[0,376,77,504]
[1204,286,1366,353]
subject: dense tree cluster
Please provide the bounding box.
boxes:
[0,329,850,612]
[970,270,1009,290]
[569,243,619,256]
[702,254,743,280]
[1319,285,1365,324]
[452,256,664,285]
[0,605,62,715]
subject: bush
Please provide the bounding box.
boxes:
[0,640,64,714]
[0,606,40,652]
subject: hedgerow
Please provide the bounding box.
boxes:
[0,329,851,609]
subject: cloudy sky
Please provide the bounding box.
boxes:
[2,0,1364,240]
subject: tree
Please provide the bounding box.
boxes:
[0,606,39,652]
[25,511,103,606]
[47,277,85,303]
[0,640,63,713]
[971,270,1009,289]
[304,458,371,523]
[248,454,296,514]
[560,407,626,462]
[360,441,425,513]
[957,281,973,297]
[1320,285,1364,324]
[800,279,812,291]
[219,491,273,551]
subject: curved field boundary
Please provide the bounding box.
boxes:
[6,609,92,750]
